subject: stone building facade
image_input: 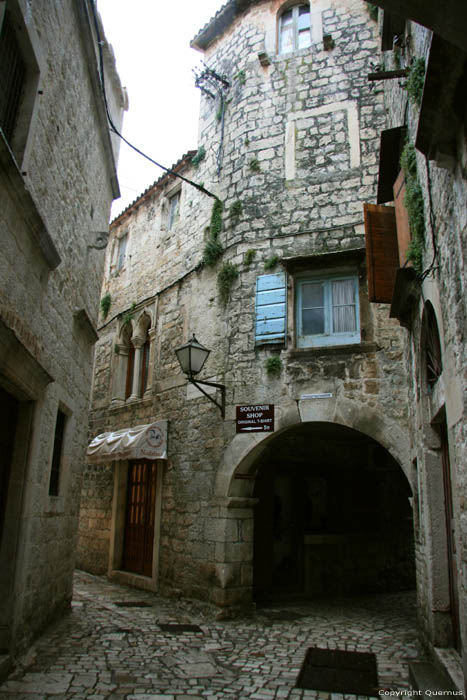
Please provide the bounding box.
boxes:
[360,0,467,691]
[79,0,415,606]
[78,0,465,691]
[0,0,126,667]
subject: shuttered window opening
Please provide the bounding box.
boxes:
[296,274,360,348]
[364,203,399,303]
[393,170,411,267]
[255,273,287,345]
[0,10,26,144]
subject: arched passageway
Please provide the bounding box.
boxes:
[253,422,415,602]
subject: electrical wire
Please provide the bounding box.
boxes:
[89,0,219,201]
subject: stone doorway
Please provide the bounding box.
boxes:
[122,461,157,577]
[252,422,415,603]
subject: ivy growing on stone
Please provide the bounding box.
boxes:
[234,69,246,85]
[264,255,279,270]
[191,145,206,168]
[400,142,425,272]
[100,292,111,319]
[265,356,282,375]
[244,249,256,266]
[122,302,137,326]
[229,200,243,218]
[366,3,379,21]
[218,262,238,307]
[404,58,425,107]
[203,199,224,267]
[249,158,261,172]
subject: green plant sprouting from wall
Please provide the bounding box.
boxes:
[203,199,224,267]
[191,145,206,168]
[265,356,282,375]
[264,255,279,270]
[404,58,425,106]
[366,3,378,21]
[122,302,137,326]
[249,158,261,172]
[100,292,111,319]
[235,69,246,85]
[400,141,425,272]
[229,200,243,218]
[218,262,239,307]
[244,249,256,266]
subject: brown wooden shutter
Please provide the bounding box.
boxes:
[364,203,399,303]
[393,170,411,267]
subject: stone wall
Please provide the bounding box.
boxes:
[378,12,467,679]
[0,0,125,656]
[79,0,415,610]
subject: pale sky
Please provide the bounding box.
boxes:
[97,0,226,218]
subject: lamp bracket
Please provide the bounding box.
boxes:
[187,377,225,418]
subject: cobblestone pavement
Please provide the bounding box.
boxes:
[0,571,424,700]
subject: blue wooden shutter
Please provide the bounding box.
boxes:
[255,273,287,344]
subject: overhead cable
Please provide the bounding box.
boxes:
[89,0,219,201]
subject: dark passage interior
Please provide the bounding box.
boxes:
[253,422,415,602]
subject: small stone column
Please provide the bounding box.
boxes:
[128,336,144,401]
[144,328,156,398]
[111,345,128,406]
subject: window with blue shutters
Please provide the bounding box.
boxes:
[255,273,287,345]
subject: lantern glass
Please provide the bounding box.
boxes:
[175,334,210,376]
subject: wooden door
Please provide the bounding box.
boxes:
[122,460,157,577]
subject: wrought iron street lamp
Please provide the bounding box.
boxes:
[175,334,225,418]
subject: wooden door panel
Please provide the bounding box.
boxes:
[122,461,157,576]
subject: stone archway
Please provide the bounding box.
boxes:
[211,401,413,609]
[251,421,415,602]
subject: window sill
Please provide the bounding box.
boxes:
[287,342,379,359]
[109,395,153,412]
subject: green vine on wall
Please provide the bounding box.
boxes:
[203,199,224,267]
[244,249,256,266]
[404,58,425,106]
[218,262,239,307]
[122,301,137,326]
[100,292,111,319]
[400,142,425,272]
[265,356,282,375]
[191,145,206,168]
[229,200,243,218]
[366,3,379,21]
[264,255,279,270]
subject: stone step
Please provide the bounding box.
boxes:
[409,661,462,698]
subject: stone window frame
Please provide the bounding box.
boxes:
[294,269,361,349]
[116,231,128,272]
[0,0,43,171]
[166,187,181,231]
[45,399,73,513]
[112,305,156,406]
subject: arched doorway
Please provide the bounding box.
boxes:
[252,422,415,602]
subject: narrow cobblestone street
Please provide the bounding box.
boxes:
[0,571,423,699]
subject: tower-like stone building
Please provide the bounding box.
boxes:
[80,0,414,606]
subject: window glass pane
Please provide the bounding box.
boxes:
[332,280,357,332]
[303,308,325,335]
[298,6,310,29]
[117,235,127,270]
[298,29,311,49]
[302,281,324,308]
[281,9,293,25]
[168,192,180,229]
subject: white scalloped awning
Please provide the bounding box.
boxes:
[87,421,168,463]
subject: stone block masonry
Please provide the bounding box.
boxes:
[79,0,414,614]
